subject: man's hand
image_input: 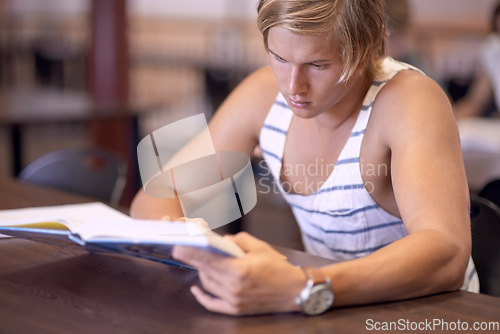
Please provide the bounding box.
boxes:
[172,232,306,315]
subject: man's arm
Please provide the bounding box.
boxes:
[321,71,471,305]
[453,66,494,118]
[130,67,278,219]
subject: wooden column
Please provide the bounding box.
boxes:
[89,0,128,107]
[89,0,137,206]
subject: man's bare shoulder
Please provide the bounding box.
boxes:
[372,70,457,147]
[209,67,279,153]
[213,67,278,135]
[241,66,278,91]
[230,66,278,112]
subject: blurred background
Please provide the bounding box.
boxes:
[0,0,499,247]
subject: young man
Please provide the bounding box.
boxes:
[131,0,477,315]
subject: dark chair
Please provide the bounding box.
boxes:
[470,194,500,296]
[18,148,127,205]
[479,179,500,208]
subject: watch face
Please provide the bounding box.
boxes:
[302,285,334,315]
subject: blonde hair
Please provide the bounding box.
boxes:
[257,0,388,82]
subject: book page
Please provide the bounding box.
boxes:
[77,219,209,243]
[0,202,131,238]
[78,219,245,258]
[0,219,73,230]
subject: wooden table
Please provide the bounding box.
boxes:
[1,178,499,334]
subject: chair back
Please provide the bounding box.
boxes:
[470,194,500,296]
[18,148,127,205]
[479,179,500,208]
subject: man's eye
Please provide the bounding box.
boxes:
[311,63,325,69]
[274,55,286,62]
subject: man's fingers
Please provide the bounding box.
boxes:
[227,232,287,260]
[173,246,246,305]
[190,285,240,315]
[197,271,239,306]
[225,232,265,251]
[172,245,232,272]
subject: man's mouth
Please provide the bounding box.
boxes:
[289,98,310,109]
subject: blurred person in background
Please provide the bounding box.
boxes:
[384,0,440,83]
[384,0,419,65]
[454,2,500,118]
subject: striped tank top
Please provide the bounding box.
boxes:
[258,57,479,291]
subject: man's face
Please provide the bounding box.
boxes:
[267,26,359,119]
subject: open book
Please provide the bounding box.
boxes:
[0,202,244,270]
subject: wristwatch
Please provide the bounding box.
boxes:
[295,266,334,315]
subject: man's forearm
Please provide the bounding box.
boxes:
[129,189,184,220]
[320,230,468,307]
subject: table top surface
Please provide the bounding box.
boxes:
[1,178,499,334]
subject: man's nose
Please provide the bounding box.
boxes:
[288,67,307,96]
